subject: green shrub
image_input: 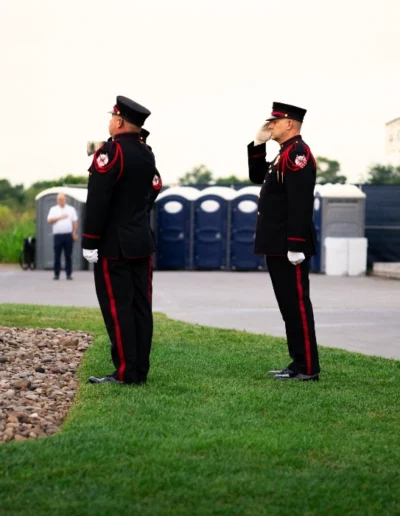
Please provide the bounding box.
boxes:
[0,209,36,263]
[0,205,17,232]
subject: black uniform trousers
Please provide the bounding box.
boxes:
[266,257,320,376]
[94,256,153,384]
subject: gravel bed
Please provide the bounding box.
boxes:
[0,326,93,443]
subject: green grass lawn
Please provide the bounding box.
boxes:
[0,304,399,516]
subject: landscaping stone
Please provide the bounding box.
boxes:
[0,326,93,444]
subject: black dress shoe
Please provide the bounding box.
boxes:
[275,371,319,381]
[267,367,292,376]
[88,375,122,384]
[67,276,73,280]
[53,276,59,280]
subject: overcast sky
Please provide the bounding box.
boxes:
[1,0,399,187]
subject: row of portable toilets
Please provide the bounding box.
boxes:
[154,186,264,270]
[35,184,366,273]
[153,184,366,272]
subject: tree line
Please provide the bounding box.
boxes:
[0,160,399,213]
[0,175,88,213]
[179,160,400,186]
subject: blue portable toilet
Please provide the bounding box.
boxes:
[193,186,236,270]
[156,186,200,270]
[230,186,265,270]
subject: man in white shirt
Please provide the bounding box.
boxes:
[47,193,78,280]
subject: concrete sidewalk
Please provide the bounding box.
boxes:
[373,262,400,280]
[0,268,399,360]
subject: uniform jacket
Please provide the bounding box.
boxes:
[82,132,161,259]
[248,135,317,256]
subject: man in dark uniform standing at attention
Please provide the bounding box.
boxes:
[82,95,162,385]
[247,102,320,381]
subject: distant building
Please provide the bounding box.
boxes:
[386,117,400,155]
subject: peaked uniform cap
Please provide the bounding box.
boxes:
[109,96,151,126]
[266,102,306,123]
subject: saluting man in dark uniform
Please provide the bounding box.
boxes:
[248,102,320,381]
[82,96,162,385]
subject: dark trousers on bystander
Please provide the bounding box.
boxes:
[53,233,73,278]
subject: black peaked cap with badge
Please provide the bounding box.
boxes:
[110,96,151,127]
[266,102,306,123]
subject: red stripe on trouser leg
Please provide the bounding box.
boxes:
[148,256,153,301]
[102,258,126,382]
[295,264,312,375]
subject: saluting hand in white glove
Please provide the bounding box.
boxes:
[254,122,271,146]
[83,249,99,263]
[287,251,305,265]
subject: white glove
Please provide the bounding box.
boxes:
[254,122,271,146]
[83,249,99,263]
[87,140,106,156]
[287,251,305,265]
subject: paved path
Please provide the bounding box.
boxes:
[0,266,399,360]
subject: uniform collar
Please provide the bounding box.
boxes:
[113,132,141,141]
[280,134,302,150]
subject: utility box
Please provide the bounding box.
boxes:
[324,237,368,276]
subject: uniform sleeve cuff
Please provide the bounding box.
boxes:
[248,142,266,159]
[81,233,100,250]
[287,237,306,252]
